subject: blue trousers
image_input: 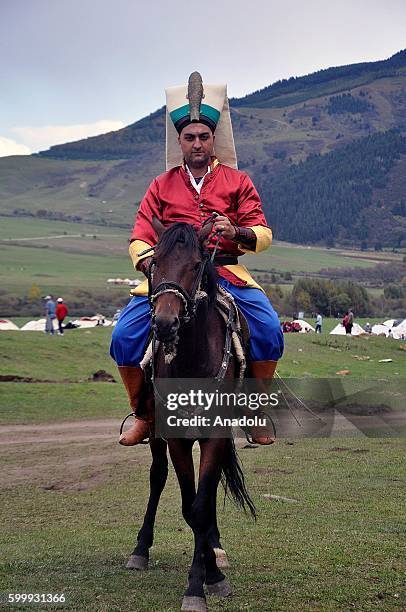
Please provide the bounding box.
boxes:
[110,279,284,366]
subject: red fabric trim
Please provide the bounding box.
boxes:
[216,266,247,286]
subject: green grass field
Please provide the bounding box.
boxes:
[0,323,404,425]
[1,244,134,291]
[1,216,398,318]
[1,217,398,292]
[0,435,404,611]
[243,244,378,273]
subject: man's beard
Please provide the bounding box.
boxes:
[186,152,211,170]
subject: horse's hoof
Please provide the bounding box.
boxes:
[125,554,148,570]
[181,595,207,611]
[214,547,230,569]
[206,578,232,597]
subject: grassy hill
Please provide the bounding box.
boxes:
[0,50,406,248]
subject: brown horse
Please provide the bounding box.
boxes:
[126,220,255,612]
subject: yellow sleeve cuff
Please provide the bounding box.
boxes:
[129,240,154,271]
[238,225,273,253]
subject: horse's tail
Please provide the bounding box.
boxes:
[221,438,256,519]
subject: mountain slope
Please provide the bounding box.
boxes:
[258,129,406,246]
[1,50,405,246]
[38,50,406,161]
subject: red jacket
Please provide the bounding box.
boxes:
[129,161,273,294]
[56,303,68,321]
[131,163,268,255]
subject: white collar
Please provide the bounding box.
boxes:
[185,164,211,194]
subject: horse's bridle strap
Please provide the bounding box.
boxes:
[148,255,210,320]
[150,285,190,312]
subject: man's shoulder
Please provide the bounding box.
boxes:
[153,166,183,185]
[218,164,250,182]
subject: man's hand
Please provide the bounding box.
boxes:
[211,213,236,240]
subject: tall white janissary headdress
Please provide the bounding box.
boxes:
[165,71,237,171]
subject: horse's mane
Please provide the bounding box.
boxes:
[155,222,218,305]
[155,222,198,259]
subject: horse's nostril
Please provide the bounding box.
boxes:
[155,315,179,339]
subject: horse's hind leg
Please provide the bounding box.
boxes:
[126,438,168,570]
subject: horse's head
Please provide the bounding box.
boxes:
[149,218,216,343]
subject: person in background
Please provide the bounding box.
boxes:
[364,322,372,334]
[56,298,68,335]
[315,312,322,333]
[44,295,56,335]
[343,310,353,335]
[112,309,122,322]
[347,308,354,334]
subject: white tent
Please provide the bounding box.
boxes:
[0,319,19,331]
[371,324,390,337]
[292,319,315,333]
[370,322,406,339]
[71,316,112,328]
[330,323,365,336]
[383,318,405,329]
[393,322,406,340]
[20,318,46,331]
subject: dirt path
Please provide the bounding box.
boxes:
[0,419,118,445]
[0,233,123,242]
[0,419,150,491]
[1,414,401,492]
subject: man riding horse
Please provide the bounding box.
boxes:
[110,72,284,445]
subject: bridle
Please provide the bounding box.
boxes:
[146,217,222,324]
[148,250,211,324]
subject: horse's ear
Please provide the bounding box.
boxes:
[152,216,165,238]
[198,222,213,246]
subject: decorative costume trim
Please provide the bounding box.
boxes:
[238,226,273,253]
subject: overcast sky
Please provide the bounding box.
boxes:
[1,0,405,156]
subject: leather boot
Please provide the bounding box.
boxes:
[250,360,278,445]
[118,366,150,445]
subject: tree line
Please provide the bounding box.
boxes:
[258,128,406,246]
[262,278,405,319]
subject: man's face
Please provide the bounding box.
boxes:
[178,123,215,170]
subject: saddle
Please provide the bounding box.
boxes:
[214,285,250,382]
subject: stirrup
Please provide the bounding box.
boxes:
[244,411,276,445]
[119,412,150,444]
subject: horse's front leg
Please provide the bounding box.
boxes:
[126,438,168,570]
[181,440,231,611]
[207,487,230,570]
[200,480,231,597]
